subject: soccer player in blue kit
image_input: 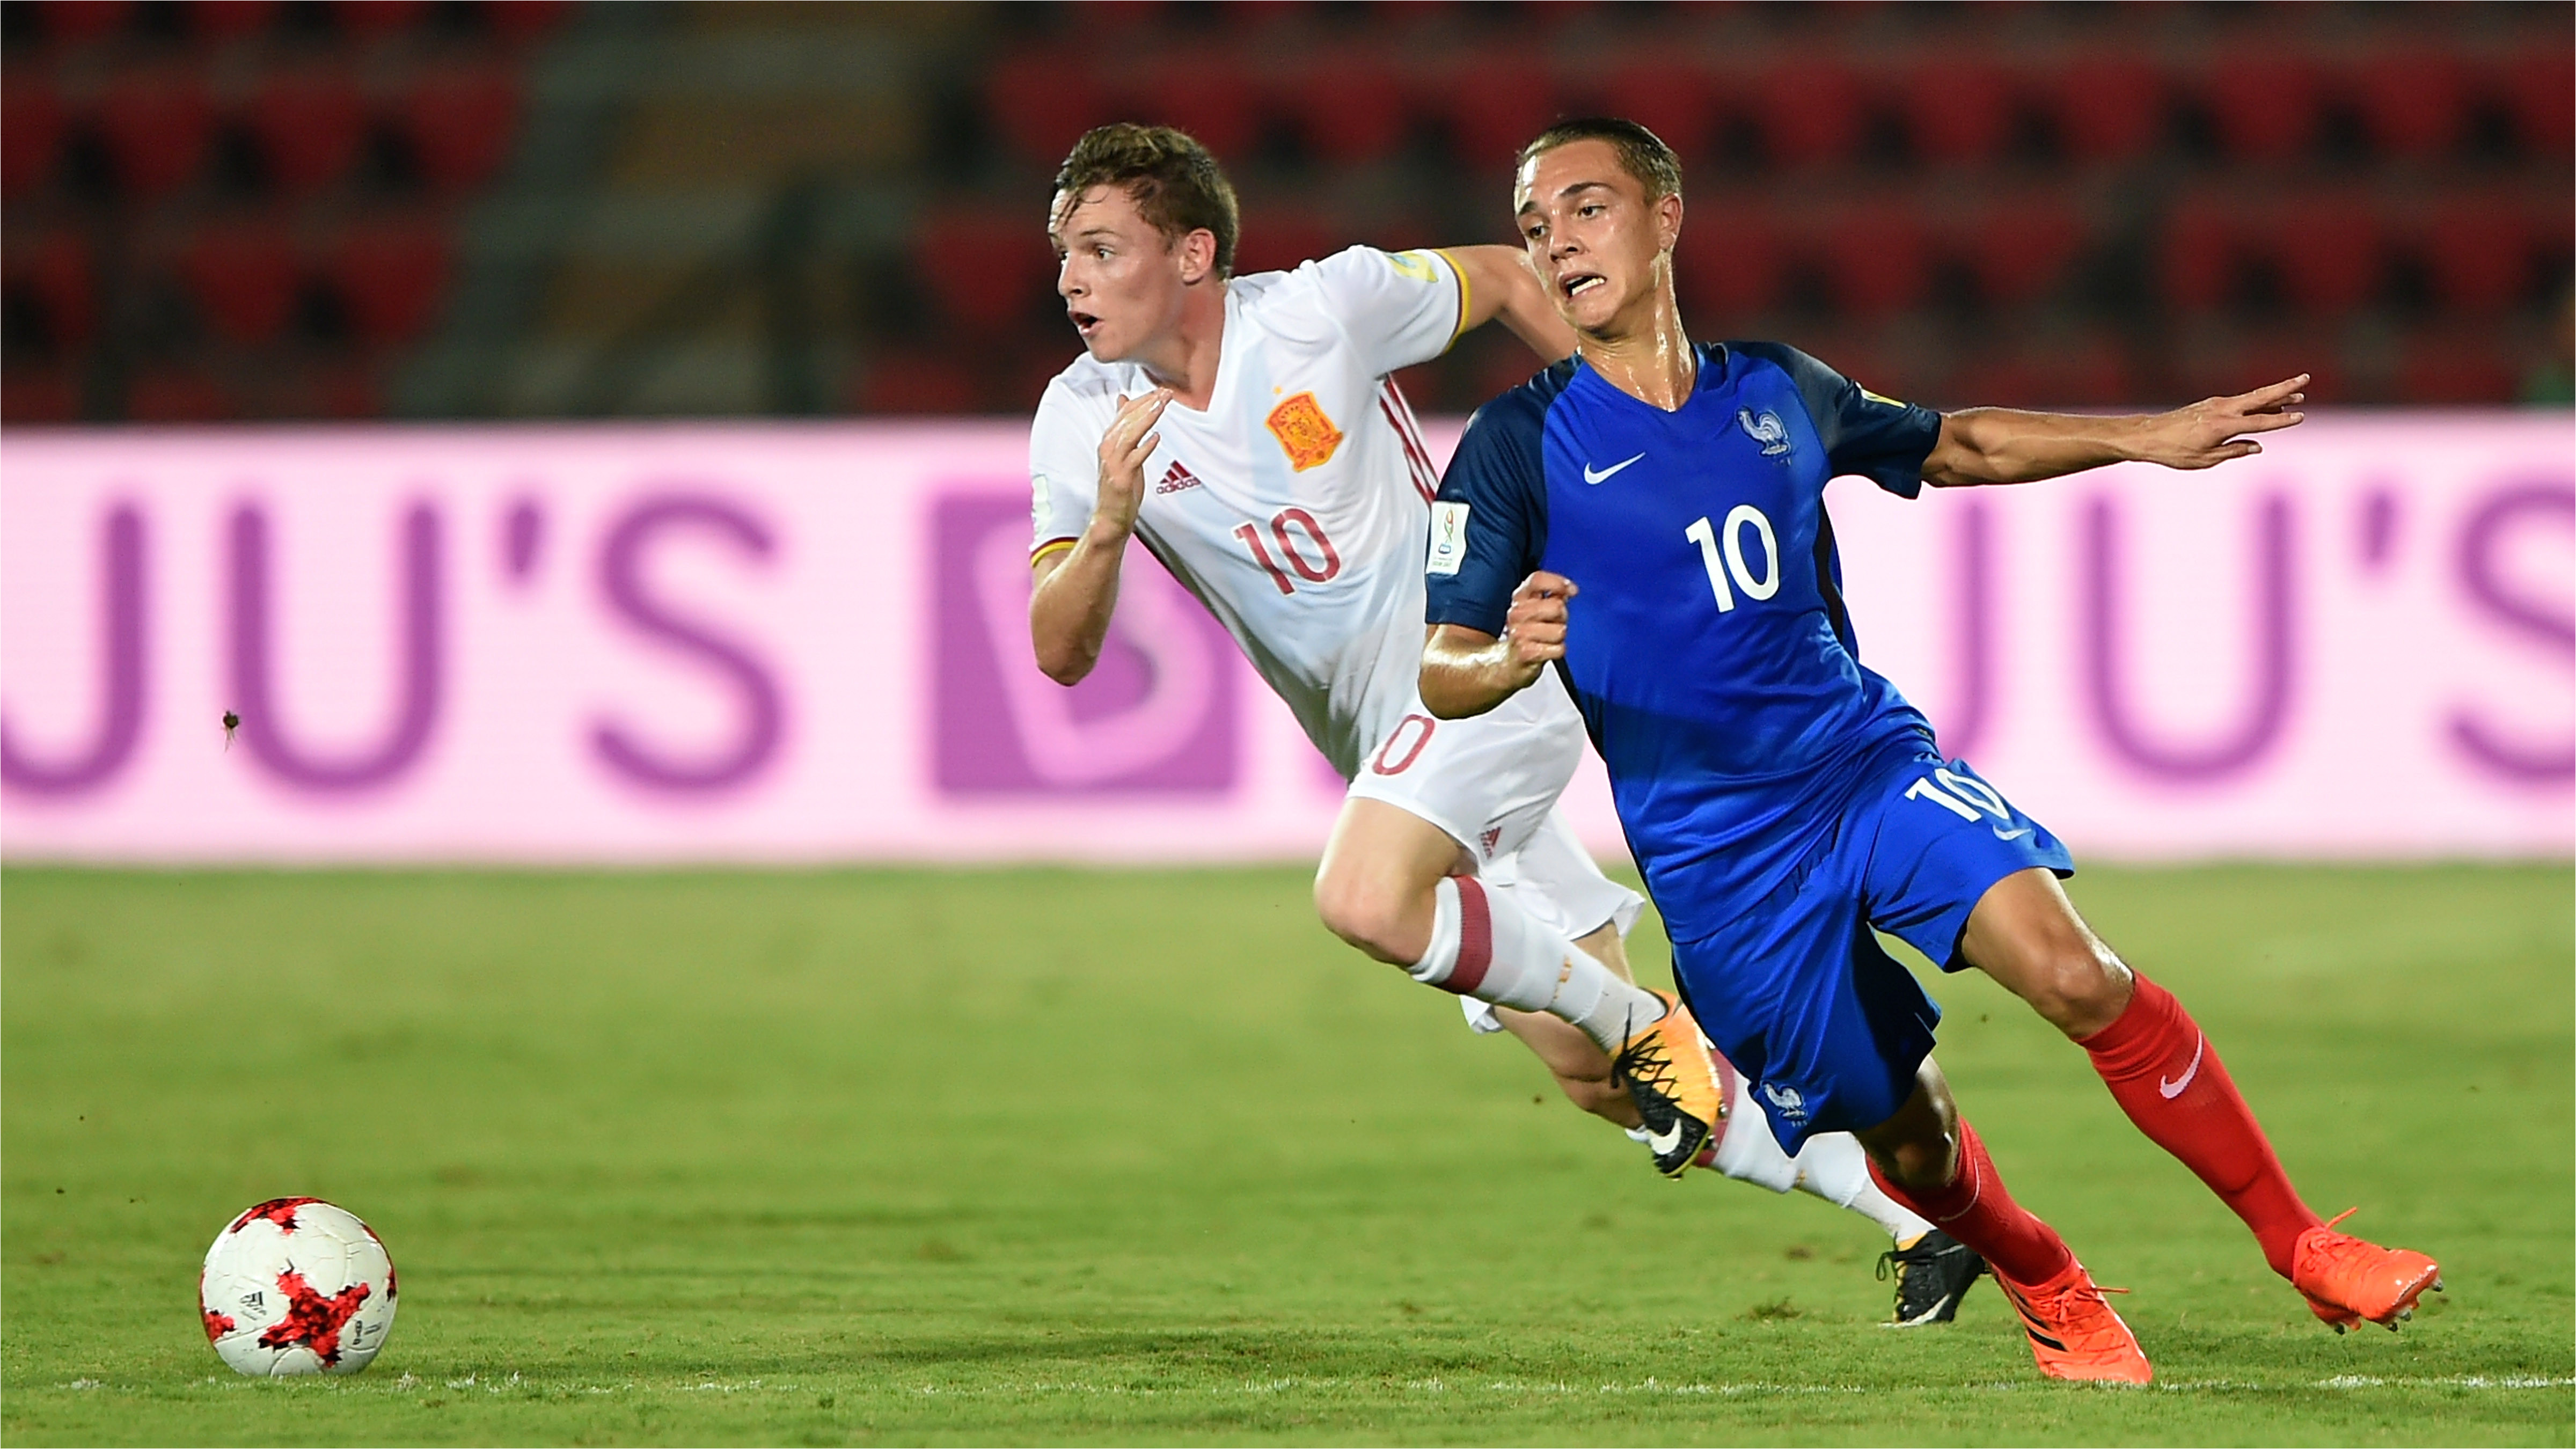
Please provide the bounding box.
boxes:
[1418,119,2443,1384]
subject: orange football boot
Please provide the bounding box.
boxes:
[2292,1209,2442,1333]
[1992,1258,2154,1384]
[1609,990,1727,1178]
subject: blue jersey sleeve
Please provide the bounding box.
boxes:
[1732,341,1943,499]
[1424,382,1553,636]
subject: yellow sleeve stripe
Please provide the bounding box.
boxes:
[1433,247,1472,353]
[1029,538,1077,565]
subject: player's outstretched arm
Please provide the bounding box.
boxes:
[1030,389,1169,685]
[1920,374,2309,489]
[1419,572,1577,719]
[1445,245,1580,363]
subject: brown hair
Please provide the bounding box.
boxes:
[1516,116,1684,201]
[1053,123,1241,277]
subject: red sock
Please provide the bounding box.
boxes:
[2079,974,2322,1277]
[1867,1118,2074,1286]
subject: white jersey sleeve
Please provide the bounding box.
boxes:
[1029,378,1104,558]
[1302,245,1467,378]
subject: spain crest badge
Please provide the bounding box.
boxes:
[1265,391,1344,472]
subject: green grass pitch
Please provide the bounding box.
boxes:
[3,862,2570,1446]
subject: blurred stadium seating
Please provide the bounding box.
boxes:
[1,0,2567,423]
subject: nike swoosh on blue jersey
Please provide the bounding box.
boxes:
[1993,826,2031,841]
[1582,452,1645,485]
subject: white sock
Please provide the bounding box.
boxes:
[1707,1072,1936,1243]
[1785,1131,1936,1243]
[1410,875,1664,1054]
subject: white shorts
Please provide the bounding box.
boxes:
[1345,668,1590,867]
[1338,672,1644,1035]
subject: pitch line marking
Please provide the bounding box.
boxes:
[137,1370,2576,1399]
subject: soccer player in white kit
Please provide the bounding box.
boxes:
[1024,125,1982,1323]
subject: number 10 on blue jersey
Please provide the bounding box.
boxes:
[1684,507,1782,612]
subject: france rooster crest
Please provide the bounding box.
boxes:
[1738,407,1792,458]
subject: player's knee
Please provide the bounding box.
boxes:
[1312,873,1419,965]
[2019,935,2133,1037]
[1870,1137,1953,1193]
[1857,1114,1953,1191]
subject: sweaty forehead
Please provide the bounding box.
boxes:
[1517,171,1620,213]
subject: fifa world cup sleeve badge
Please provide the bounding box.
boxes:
[1265,391,1345,472]
[1426,502,1470,575]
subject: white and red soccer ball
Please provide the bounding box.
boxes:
[199,1198,398,1376]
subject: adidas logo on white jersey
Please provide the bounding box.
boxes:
[1154,461,1204,494]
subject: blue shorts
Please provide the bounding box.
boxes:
[1665,746,2073,1154]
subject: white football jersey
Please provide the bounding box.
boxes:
[1029,246,1466,779]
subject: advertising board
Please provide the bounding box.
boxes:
[3,415,2566,862]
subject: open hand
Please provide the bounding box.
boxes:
[2139,375,2308,470]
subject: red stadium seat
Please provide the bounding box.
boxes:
[1,367,82,425]
[2158,196,2241,312]
[1674,204,1784,321]
[1818,203,1933,317]
[2501,52,2575,159]
[1002,340,1085,414]
[985,52,1115,168]
[245,71,370,197]
[2199,55,2324,163]
[482,0,576,44]
[1388,358,1446,414]
[1796,332,1908,403]
[1597,59,1717,160]
[327,0,433,39]
[1462,330,1547,407]
[2349,52,2471,158]
[1946,338,2133,410]
[1963,193,2085,305]
[2413,199,2538,313]
[4,231,97,347]
[1132,49,1262,160]
[1426,54,1558,171]
[912,207,1053,336]
[1903,60,2021,166]
[96,69,216,199]
[2177,333,2344,405]
[32,0,135,42]
[2268,195,2385,314]
[177,221,302,345]
[1214,0,1310,32]
[325,222,452,345]
[187,1,281,41]
[2047,57,2169,163]
[1231,209,1341,279]
[2036,340,2135,410]
[1517,0,1604,31]
[2,78,66,201]
[1281,49,1411,166]
[1084,0,1169,33]
[124,367,232,423]
[398,70,523,194]
[2394,329,2519,405]
[1753,61,1865,169]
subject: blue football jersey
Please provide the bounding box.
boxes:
[1425,341,1945,942]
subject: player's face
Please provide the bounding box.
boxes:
[1513,140,1680,335]
[1050,185,1192,363]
